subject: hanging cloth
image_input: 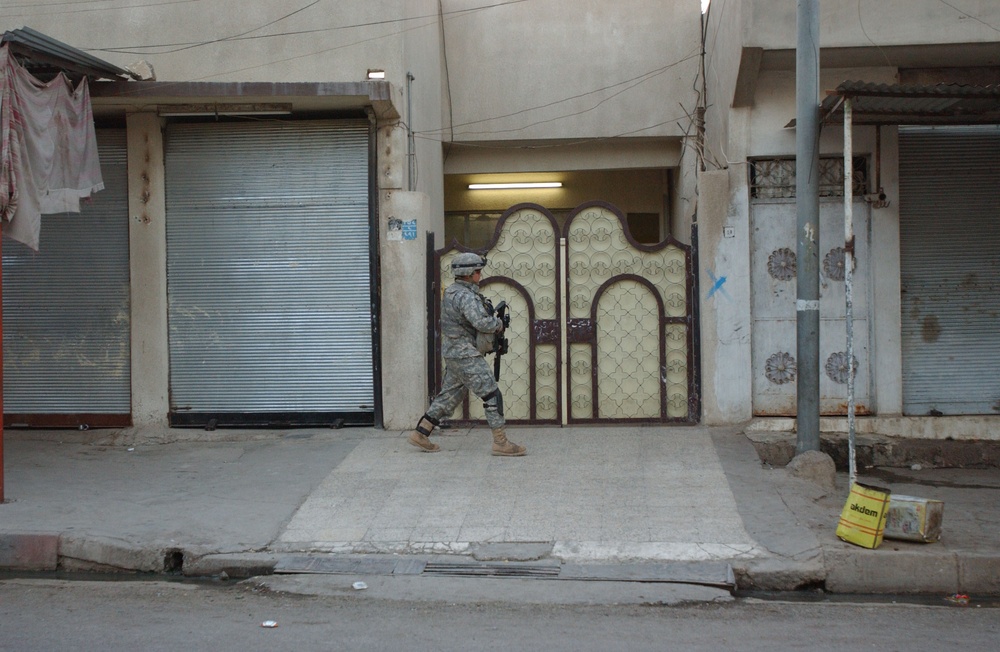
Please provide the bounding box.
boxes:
[0,44,103,251]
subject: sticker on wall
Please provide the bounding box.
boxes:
[402,219,417,240]
[387,217,403,242]
[387,218,417,242]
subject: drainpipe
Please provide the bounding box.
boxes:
[795,0,821,454]
[406,72,416,192]
[366,106,384,429]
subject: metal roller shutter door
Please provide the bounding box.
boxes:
[899,126,1000,415]
[164,120,374,426]
[2,129,131,426]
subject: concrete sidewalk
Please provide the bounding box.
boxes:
[1,424,997,597]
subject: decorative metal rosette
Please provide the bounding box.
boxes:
[767,248,797,281]
[823,247,846,281]
[825,351,858,385]
[765,351,797,385]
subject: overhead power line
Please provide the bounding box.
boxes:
[417,47,702,138]
[1,0,198,18]
[934,0,1000,34]
[417,107,701,150]
[82,0,533,55]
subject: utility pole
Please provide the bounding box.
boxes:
[795,0,821,454]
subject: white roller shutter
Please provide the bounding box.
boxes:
[899,126,1000,415]
[164,119,374,426]
[2,129,131,426]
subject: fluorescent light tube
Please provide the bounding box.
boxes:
[468,182,562,190]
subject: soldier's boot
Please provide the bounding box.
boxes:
[491,427,526,457]
[408,415,440,453]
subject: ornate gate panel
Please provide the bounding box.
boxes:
[436,205,561,423]
[433,201,697,424]
[565,204,695,422]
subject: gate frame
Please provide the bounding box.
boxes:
[562,201,700,424]
[430,201,701,425]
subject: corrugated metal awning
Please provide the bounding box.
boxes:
[787,80,1000,127]
[2,26,136,81]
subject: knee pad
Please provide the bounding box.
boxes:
[416,414,439,435]
[481,388,504,417]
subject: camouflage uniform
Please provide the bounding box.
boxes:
[426,279,505,429]
[408,253,525,456]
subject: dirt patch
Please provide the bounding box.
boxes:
[748,433,1000,470]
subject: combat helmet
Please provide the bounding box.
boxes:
[451,252,487,277]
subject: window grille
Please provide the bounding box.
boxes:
[749,157,868,199]
[446,210,573,249]
[445,212,504,249]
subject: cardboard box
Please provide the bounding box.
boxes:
[884,494,944,543]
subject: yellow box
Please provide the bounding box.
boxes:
[836,482,892,549]
[885,494,944,543]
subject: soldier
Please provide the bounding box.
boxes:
[408,252,526,456]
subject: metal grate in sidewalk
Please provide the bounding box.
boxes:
[273,554,735,589]
[274,555,425,576]
[422,561,562,579]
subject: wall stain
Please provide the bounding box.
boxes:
[958,272,979,291]
[921,315,941,343]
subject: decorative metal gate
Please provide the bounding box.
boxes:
[431,201,698,425]
[748,156,873,416]
[750,200,873,416]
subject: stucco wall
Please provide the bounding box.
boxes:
[748,68,896,157]
[379,190,431,430]
[402,0,447,224]
[701,0,745,174]
[6,1,412,84]
[698,167,752,425]
[126,113,170,426]
[671,140,699,243]
[439,0,702,142]
[702,0,1000,177]
[744,0,1000,49]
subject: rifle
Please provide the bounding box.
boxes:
[492,301,510,381]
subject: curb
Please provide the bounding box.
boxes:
[3,532,999,597]
[822,545,1000,595]
[732,557,826,592]
[0,533,59,571]
[59,535,172,573]
[182,552,281,579]
[1,532,188,574]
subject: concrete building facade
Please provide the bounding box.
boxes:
[700,0,1000,440]
[5,0,998,442]
[1,0,702,433]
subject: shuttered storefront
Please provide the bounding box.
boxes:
[2,129,131,427]
[899,126,1000,415]
[164,120,375,426]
